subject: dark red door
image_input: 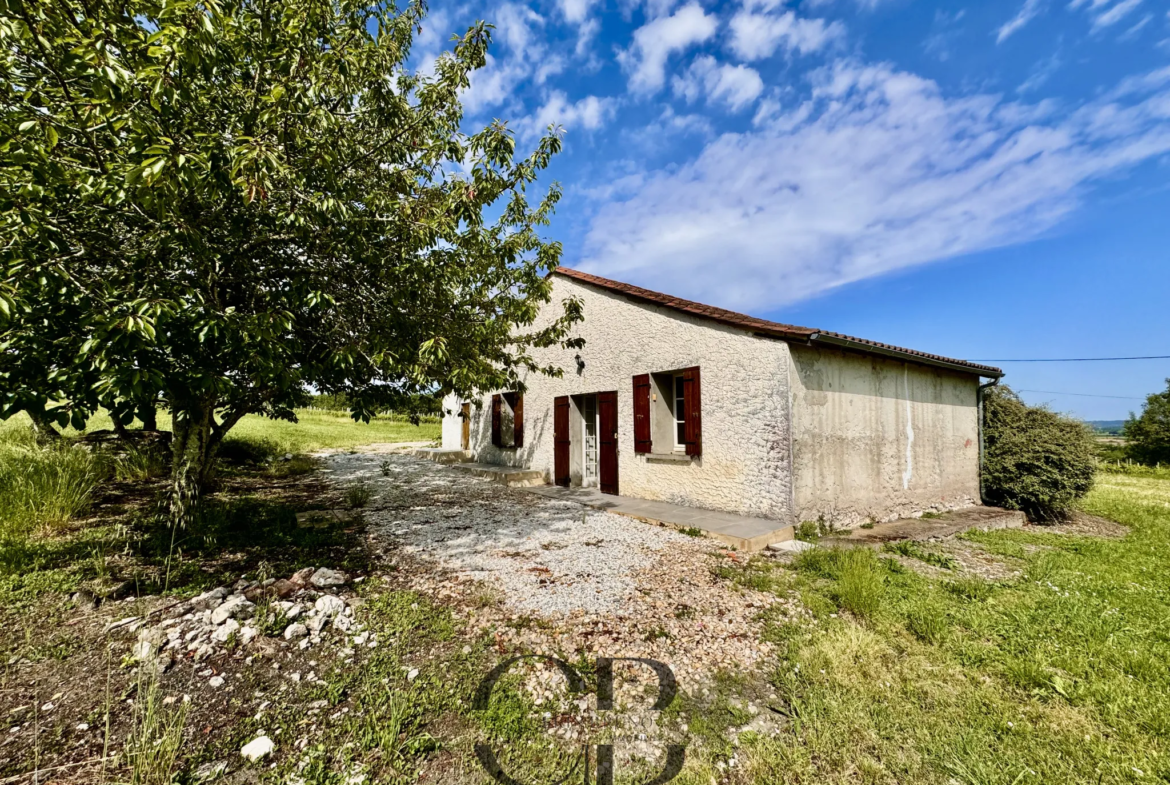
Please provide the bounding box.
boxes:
[553,396,571,487]
[598,391,619,495]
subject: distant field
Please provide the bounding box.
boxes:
[0,409,439,455]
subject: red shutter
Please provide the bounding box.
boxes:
[512,394,524,448]
[633,374,651,454]
[682,366,702,456]
[491,394,502,448]
[553,396,570,486]
[598,391,619,495]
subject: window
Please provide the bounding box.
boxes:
[491,392,524,448]
[636,367,702,457]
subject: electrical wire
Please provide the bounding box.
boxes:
[973,355,1170,362]
[1017,389,1145,400]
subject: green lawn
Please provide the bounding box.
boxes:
[704,472,1170,785]
[0,408,440,455]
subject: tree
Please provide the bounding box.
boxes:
[981,385,1096,522]
[0,0,582,522]
[1124,379,1170,465]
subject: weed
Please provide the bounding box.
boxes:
[794,521,820,542]
[379,459,392,477]
[271,455,317,477]
[883,540,959,570]
[943,575,993,601]
[114,446,168,482]
[0,439,108,539]
[904,600,949,644]
[123,668,188,785]
[792,547,887,619]
[345,482,372,509]
[679,526,704,537]
[920,511,944,520]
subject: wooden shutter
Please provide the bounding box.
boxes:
[512,394,524,448]
[633,374,651,453]
[553,396,570,486]
[598,391,619,495]
[682,366,702,456]
[491,394,502,448]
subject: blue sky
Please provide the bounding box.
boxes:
[416,0,1170,420]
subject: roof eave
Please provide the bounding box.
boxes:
[808,333,1004,378]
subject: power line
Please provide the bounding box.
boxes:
[973,355,1170,362]
[1017,389,1145,400]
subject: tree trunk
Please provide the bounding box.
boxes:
[168,403,218,527]
[139,404,158,431]
[27,409,62,445]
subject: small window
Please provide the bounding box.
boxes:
[673,375,686,450]
[492,392,524,449]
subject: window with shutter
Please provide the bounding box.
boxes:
[491,394,502,448]
[633,374,651,453]
[509,393,524,448]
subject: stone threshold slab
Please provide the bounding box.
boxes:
[524,485,793,552]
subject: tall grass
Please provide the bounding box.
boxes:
[123,668,188,785]
[0,427,108,539]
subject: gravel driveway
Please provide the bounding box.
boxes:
[318,449,800,688]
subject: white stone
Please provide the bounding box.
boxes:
[240,735,275,762]
[211,619,240,643]
[209,676,225,688]
[314,595,345,618]
[239,627,258,645]
[309,568,347,588]
[210,596,254,625]
[407,668,419,681]
[283,623,308,640]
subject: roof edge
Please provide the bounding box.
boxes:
[551,267,1004,379]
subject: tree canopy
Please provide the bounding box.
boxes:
[0,0,582,519]
[1124,379,1170,466]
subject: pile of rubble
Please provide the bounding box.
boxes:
[109,567,376,668]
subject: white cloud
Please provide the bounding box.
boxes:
[673,56,765,111]
[1091,0,1143,30]
[619,2,719,94]
[1068,0,1146,31]
[558,0,600,24]
[729,7,844,60]
[579,61,1170,311]
[519,91,617,140]
[997,0,1045,42]
[461,4,548,115]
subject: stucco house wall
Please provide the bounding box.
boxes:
[789,345,981,526]
[446,274,796,521]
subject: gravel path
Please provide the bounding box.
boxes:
[319,450,696,616]
[317,449,802,691]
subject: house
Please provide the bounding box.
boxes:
[441,268,1004,530]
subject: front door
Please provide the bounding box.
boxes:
[460,403,470,451]
[598,390,619,495]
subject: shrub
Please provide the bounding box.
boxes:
[218,435,282,465]
[1123,379,1170,466]
[981,385,1096,522]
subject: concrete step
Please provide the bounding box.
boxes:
[410,448,476,464]
[450,463,546,488]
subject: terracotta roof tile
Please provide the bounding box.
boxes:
[552,267,1003,378]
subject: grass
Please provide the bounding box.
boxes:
[720,472,1170,784]
[0,427,108,538]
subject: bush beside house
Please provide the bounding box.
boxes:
[982,385,1096,522]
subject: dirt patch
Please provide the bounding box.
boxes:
[1039,511,1128,538]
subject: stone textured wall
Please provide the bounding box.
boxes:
[442,275,795,522]
[788,345,981,526]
